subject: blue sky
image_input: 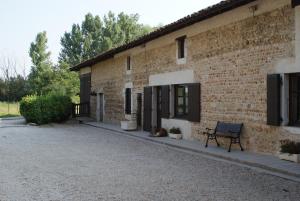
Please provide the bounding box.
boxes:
[0,0,221,74]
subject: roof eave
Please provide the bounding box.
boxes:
[70,0,257,71]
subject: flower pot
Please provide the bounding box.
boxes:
[121,121,137,131]
[278,153,300,163]
[169,133,183,140]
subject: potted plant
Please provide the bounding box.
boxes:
[154,128,168,137]
[168,127,182,140]
[278,140,300,163]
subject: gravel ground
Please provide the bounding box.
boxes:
[0,120,299,201]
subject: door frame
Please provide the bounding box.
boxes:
[97,93,104,122]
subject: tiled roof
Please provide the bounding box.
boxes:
[71,0,257,71]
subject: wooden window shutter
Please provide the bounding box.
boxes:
[143,87,152,131]
[267,74,281,126]
[292,0,300,7]
[161,85,170,118]
[187,83,201,122]
[125,88,131,114]
[80,73,91,103]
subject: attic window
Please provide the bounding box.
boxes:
[177,36,186,59]
[127,56,131,71]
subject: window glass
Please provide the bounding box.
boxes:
[175,85,188,118]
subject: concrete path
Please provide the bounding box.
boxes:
[84,121,300,182]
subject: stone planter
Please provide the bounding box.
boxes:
[121,121,137,131]
[168,133,183,140]
[278,153,300,163]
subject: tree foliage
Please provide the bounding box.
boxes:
[27,31,54,95]
[59,12,152,66]
[2,11,152,105]
[27,32,79,97]
[0,56,28,102]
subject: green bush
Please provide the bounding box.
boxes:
[280,140,300,154]
[20,94,72,124]
[169,127,181,134]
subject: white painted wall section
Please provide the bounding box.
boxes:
[162,118,192,140]
[149,70,194,86]
[296,6,300,67]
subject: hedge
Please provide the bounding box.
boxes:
[20,94,72,124]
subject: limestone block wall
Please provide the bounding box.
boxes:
[90,58,126,123]
[90,1,300,154]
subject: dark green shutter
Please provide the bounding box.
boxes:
[80,73,91,103]
[161,85,170,118]
[267,74,281,126]
[292,0,300,7]
[125,88,131,114]
[143,87,152,131]
[188,83,201,122]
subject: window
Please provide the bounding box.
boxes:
[290,74,300,126]
[175,85,188,118]
[125,88,131,114]
[126,56,131,71]
[177,36,186,59]
[267,73,300,127]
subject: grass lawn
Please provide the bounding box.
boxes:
[0,102,20,118]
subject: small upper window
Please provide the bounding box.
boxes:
[127,56,131,71]
[177,36,186,59]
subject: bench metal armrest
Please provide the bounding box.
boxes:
[203,128,215,135]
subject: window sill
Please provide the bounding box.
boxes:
[170,116,189,121]
[282,126,300,135]
[176,58,186,65]
[126,70,132,75]
[125,114,132,120]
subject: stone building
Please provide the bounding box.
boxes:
[71,0,300,155]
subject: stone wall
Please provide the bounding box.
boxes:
[90,1,300,154]
[90,58,126,123]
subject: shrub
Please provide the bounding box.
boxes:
[169,127,181,134]
[20,93,72,125]
[280,140,300,154]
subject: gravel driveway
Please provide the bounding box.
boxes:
[0,120,299,201]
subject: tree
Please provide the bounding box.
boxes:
[28,31,54,95]
[59,12,153,67]
[0,56,28,113]
[50,62,79,97]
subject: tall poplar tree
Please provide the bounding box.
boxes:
[27,31,54,95]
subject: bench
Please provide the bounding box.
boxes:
[204,121,244,152]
